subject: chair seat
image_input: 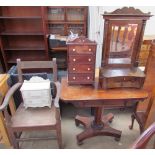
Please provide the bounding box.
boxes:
[11,103,56,129]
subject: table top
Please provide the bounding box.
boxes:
[60,77,148,102]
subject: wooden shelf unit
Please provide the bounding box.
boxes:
[46,6,88,70]
[0,6,48,71]
[0,6,88,71]
[46,6,88,36]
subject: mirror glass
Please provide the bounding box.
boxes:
[108,24,138,65]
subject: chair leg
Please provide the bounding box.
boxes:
[7,129,19,149]
[129,114,135,130]
[153,138,155,149]
[56,123,63,149]
[139,125,144,134]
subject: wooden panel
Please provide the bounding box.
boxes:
[138,41,151,67]
[61,77,148,102]
[6,50,47,63]
[142,42,155,128]
[2,19,43,33]
[3,36,45,49]
[0,6,42,17]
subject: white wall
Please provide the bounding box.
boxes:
[88,6,155,67]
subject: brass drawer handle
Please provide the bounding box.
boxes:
[87,68,90,71]
[73,77,76,80]
[87,76,90,80]
[73,68,76,71]
[73,49,76,51]
[88,58,91,62]
[73,58,76,62]
[89,48,92,51]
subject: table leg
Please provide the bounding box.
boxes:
[75,107,122,145]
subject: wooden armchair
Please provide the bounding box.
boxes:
[129,40,154,133]
[129,94,154,133]
[0,58,63,149]
[130,122,155,149]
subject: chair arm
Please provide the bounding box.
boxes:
[0,92,3,104]
[130,122,155,149]
[0,83,22,111]
[53,81,61,108]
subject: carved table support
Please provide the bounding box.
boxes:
[75,107,122,145]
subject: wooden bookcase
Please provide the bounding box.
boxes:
[45,6,88,69]
[0,6,88,71]
[0,6,48,71]
[46,6,88,36]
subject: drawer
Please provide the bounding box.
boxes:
[23,98,51,108]
[68,55,95,64]
[21,90,50,99]
[68,64,95,73]
[68,74,94,84]
[68,45,96,54]
[100,76,145,89]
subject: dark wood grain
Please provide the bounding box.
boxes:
[0,6,48,71]
[99,7,152,89]
[130,122,155,149]
[0,59,63,149]
[60,77,148,144]
[61,77,148,103]
[67,37,97,85]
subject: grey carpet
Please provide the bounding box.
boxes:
[1,104,154,149]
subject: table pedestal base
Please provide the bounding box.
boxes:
[75,113,122,145]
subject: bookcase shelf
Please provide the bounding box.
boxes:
[0,6,88,71]
[46,6,88,70]
[4,47,46,51]
[1,32,44,35]
[0,6,48,71]
[0,16,42,19]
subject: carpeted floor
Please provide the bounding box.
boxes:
[1,101,154,149]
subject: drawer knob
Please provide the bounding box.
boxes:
[73,58,76,62]
[73,68,76,71]
[73,77,76,80]
[87,76,90,80]
[88,58,91,62]
[87,68,90,71]
[89,48,92,51]
[73,49,76,51]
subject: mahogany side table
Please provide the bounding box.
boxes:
[60,77,148,145]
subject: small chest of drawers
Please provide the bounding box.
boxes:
[67,37,97,85]
[20,77,52,108]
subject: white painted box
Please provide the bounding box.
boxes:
[20,76,52,108]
